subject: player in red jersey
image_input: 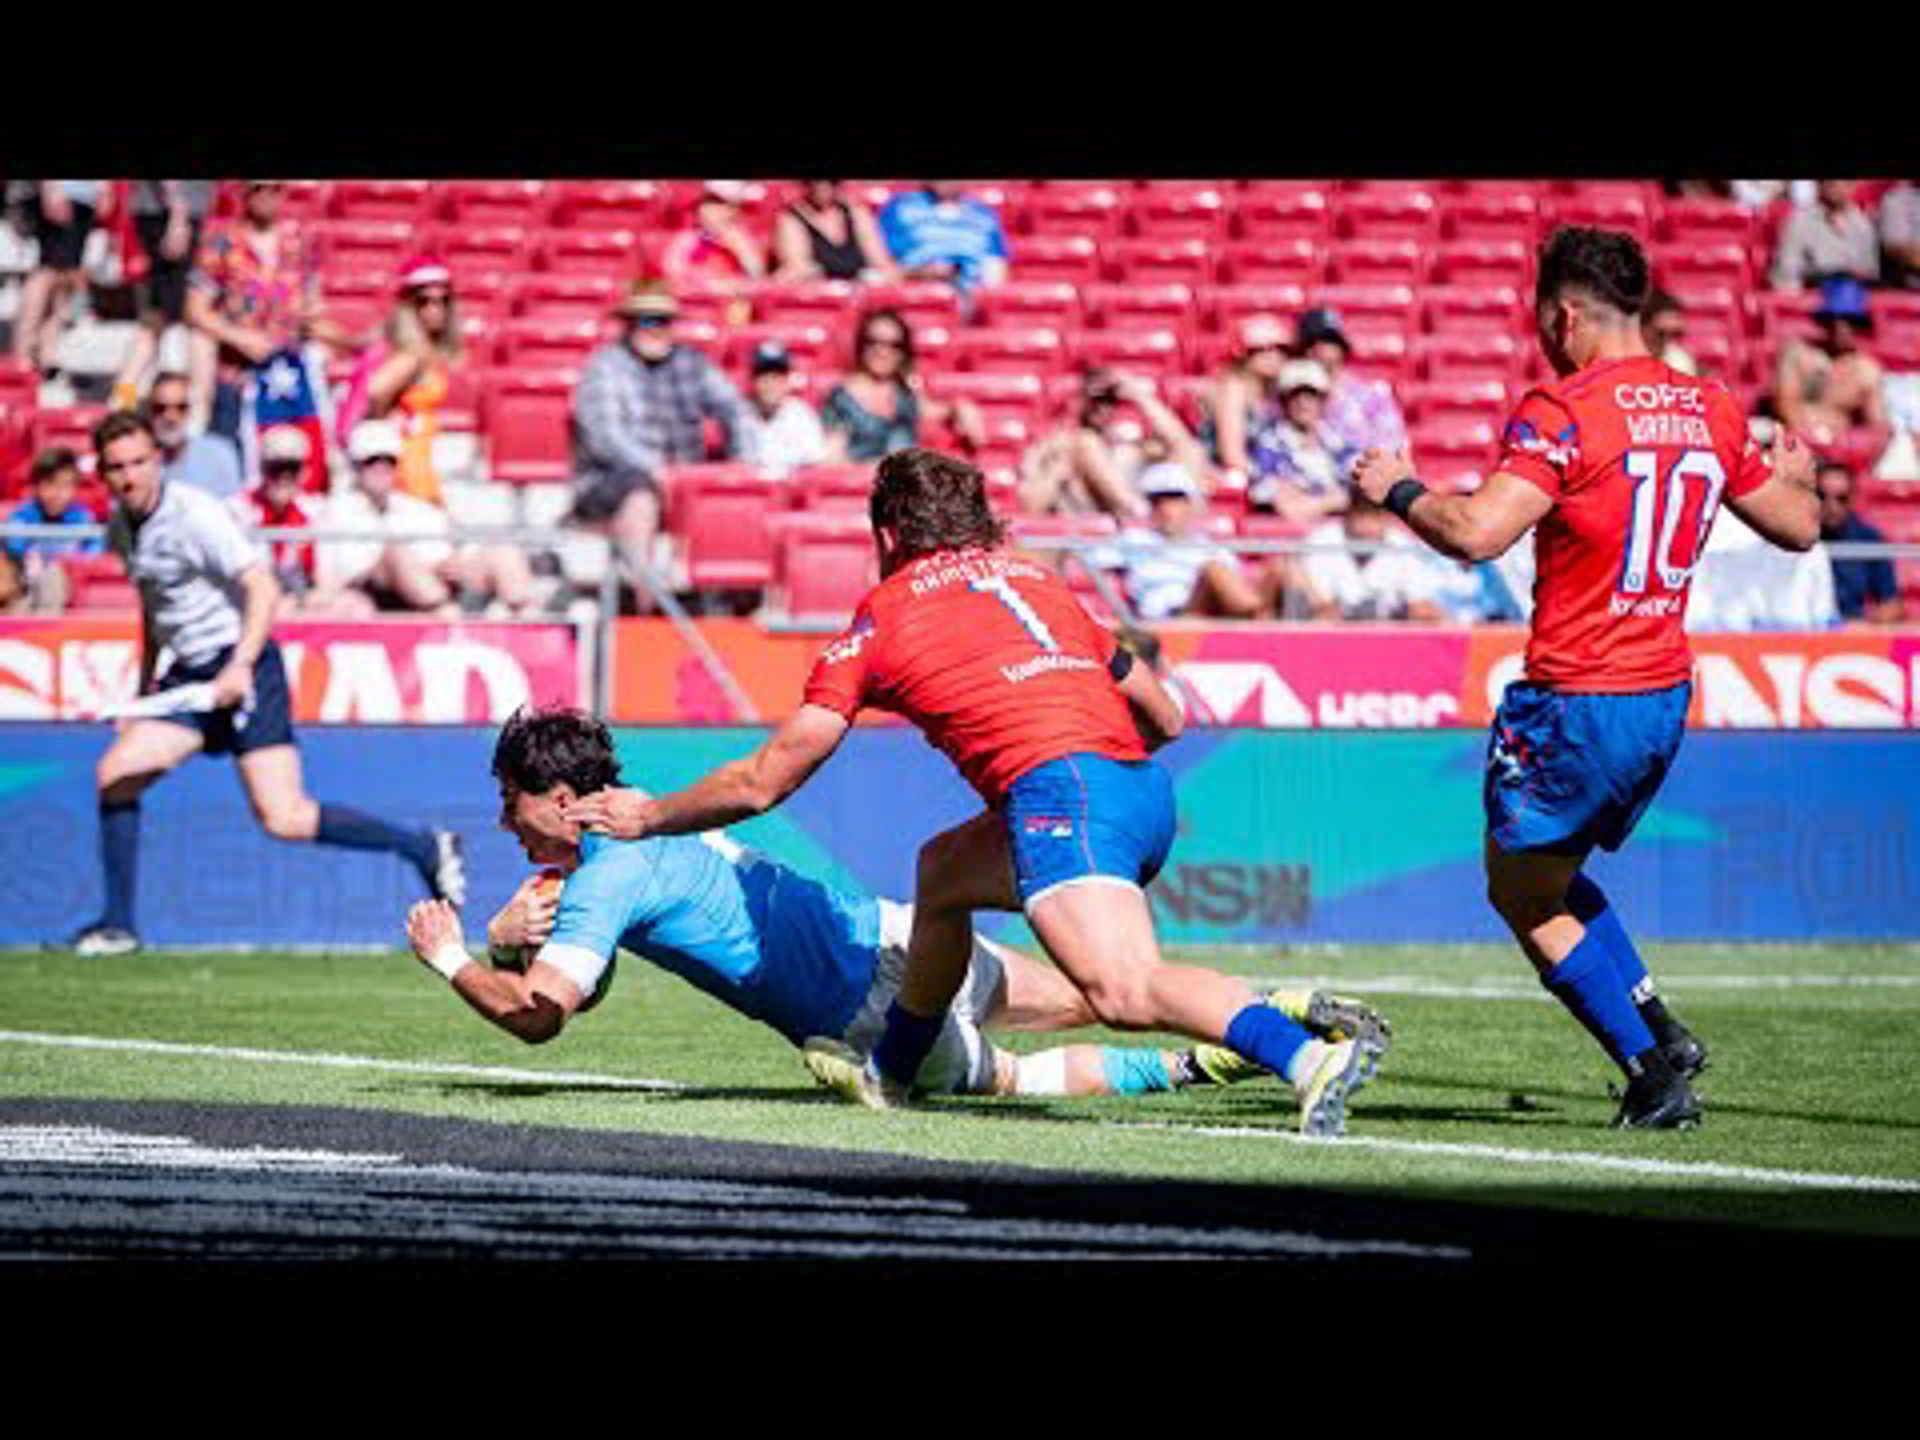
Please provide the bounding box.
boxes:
[1355,227,1819,1128]
[563,447,1386,1133]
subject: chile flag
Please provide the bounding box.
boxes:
[240,343,337,497]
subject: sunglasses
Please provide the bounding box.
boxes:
[151,400,190,415]
[862,335,907,351]
[413,290,452,306]
[634,314,674,330]
[262,461,305,474]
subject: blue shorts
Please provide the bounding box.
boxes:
[1484,681,1691,856]
[157,640,296,758]
[1003,753,1177,909]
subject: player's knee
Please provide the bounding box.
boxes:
[914,832,967,909]
[1079,973,1156,1032]
[258,801,313,841]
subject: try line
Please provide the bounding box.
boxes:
[3,1028,1916,1194]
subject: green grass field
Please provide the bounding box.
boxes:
[4,940,1918,1239]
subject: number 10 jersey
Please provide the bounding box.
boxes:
[1496,355,1773,693]
[803,545,1147,807]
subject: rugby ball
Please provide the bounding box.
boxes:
[488,871,615,1013]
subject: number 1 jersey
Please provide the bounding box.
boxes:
[803,545,1147,806]
[1496,355,1773,693]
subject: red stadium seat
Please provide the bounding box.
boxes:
[1126,183,1229,242]
[1658,197,1756,246]
[1229,188,1332,244]
[1203,284,1309,333]
[33,405,109,459]
[1664,284,1742,326]
[854,280,964,329]
[550,181,666,232]
[1423,285,1525,334]
[318,272,391,342]
[328,180,434,225]
[1309,283,1417,328]
[1070,328,1184,378]
[480,370,578,484]
[973,279,1084,330]
[1335,188,1438,241]
[440,180,552,229]
[952,326,1066,375]
[495,316,605,369]
[312,220,413,275]
[510,273,621,323]
[440,226,537,283]
[774,511,879,620]
[1411,416,1501,492]
[1341,331,1410,387]
[724,322,840,374]
[754,279,859,325]
[1413,331,1522,383]
[789,463,877,511]
[1651,242,1751,290]
[1103,238,1211,285]
[1021,182,1125,240]
[1213,238,1322,287]
[1326,239,1427,285]
[927,372,1045,425]
[1008,234,1101,285]
[965,414,1034,471]
[65,554,138,614]
[535,228,648,280]
[1752,289,1823,345]
[0,357,36,411]
[1544,193,1652,239]
[1441,191,1541,245]
[1430,240,1532,287]
[1080,282,1194,328]
[1401,377,1510,426]
[669,465,794,590]
[1008,512,1121,546]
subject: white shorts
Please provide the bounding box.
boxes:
[839,899,1008,1095]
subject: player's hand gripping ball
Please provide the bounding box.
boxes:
[488,870,564,973]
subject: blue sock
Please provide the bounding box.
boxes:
[1567,872,1653,1005]
[1543,929,1658,1070]
[872,1000,945,1089]
[1224,1003,1313,1082]
[1100,1047,1174,1095]
[316,804,436,875]
[100,800,140,931]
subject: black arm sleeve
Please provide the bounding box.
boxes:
[1108,646,1135,683]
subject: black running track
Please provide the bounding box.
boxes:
[4,1097,1916,1285]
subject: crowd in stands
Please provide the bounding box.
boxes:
[2,176,1918,629]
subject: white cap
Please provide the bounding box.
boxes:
[348,419,403,464]
[1138,461,1200,501]
[703,180,748,204]
[1277,358,1331,395]
[259,426,311,464]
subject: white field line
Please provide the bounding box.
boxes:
[0,1030,683,1092]
[1247,974,1920,1001]
[1111,1122,1920,1194]
[4,1029,1916,1196]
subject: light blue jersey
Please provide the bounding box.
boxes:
[536,832,883,1045]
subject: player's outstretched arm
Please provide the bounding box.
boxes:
[1112,648,1184,752]
[1725,430,1820,553]
[1352,449,1553,563]
[407,899,577,1043]
[568,704,851,841]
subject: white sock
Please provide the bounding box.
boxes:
[1285,1038,1332,1089]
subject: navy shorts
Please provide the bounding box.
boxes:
[1484,681,1691,856]
[1004,752,1177,909]
[157,640,297,758]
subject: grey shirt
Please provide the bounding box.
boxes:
[1772,203,1881,288]
[161,433,244,502]
[130,180,216,220]
[107,481,258,669]
[572,342,760,491]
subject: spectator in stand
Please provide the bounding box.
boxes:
[1249,359,1358,525]
[186,180,341,443]
[1120,461,1287,621]
[822,309,984,463]
[1775,277,1891,453]
[230,428,338,617]
[571,281,761,582]
[4,446,100,611]
[1298,486,1444,623]
[11,181,103,383]
[1018,368,1205,521]
[0,547,23,614]
[335,256,465,508]
[147,371,243,501]
[662,181,766,286]
[1202,314,1288,492]
[877,182,1010,297]
[744,340,828,475]
[316,421,537,618]
[111,181,217,411]
[773,181,897,283]
[1817,458,1903,624]
[1293,308,1409,458]
[1771,180,1881,290]
[1880,181,1920,290]
[1642,290,1699,375]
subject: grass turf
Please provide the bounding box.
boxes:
[2,941,1917,1239]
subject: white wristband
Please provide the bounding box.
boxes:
[424,943,471,982]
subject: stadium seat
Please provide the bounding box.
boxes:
[440,226,537,282]
[1334,188,1438,241]
[1411,416,1501,492]
[479,369,578,484]
[311,220,414,275]
[1309,283,1418,329]
[1020,182,1125,240]
[319,272,392,341]
[33,405,109,459]
[1401,377,1510,426]
[1160,374,1216,432]
[1441,191,1541,245]
[62,554,137,613]
[1213,238,1322,287]
[440,180,552,229]
[928,372,1045,426]
[1658,197,1756,246]
[510,273,621,323]
[669,465,794,590]
[723,322,839,374]
[1430,240,1532,288]
[1126,183,1229,242]
[495,316,605,370]
[1665,284,1742,326]
[1651,242,1751,290]
[952,326,1066,375]
[1423,285,1525,334]
[966,414,1034,471]
[535,228,648,280]
[1080,282,1193,329]
[1752,290,1823,345]
[1008,512,1121,548]
[789,463,876,512]
[328,180,434,224]
[1341,331,1411,387]
[0,357,40,412]
[1104,238,1211,285]
[1008,234,1101,285]
[773,511,879,620]
[1544,193,1652,239]
[1070,328,1184,379]
[1203,284,1309,333]
[1413,331,1522,383]
[973,279,1083,330]
[1229,188,1332,244]
[1326,239,1427,285]
[853,280,964,329]
[753,279,859,325]
[550,181,667,232]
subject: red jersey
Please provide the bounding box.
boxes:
[231,487,315,584]
[1495,355,1772,692]
[803,546,1147,806]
